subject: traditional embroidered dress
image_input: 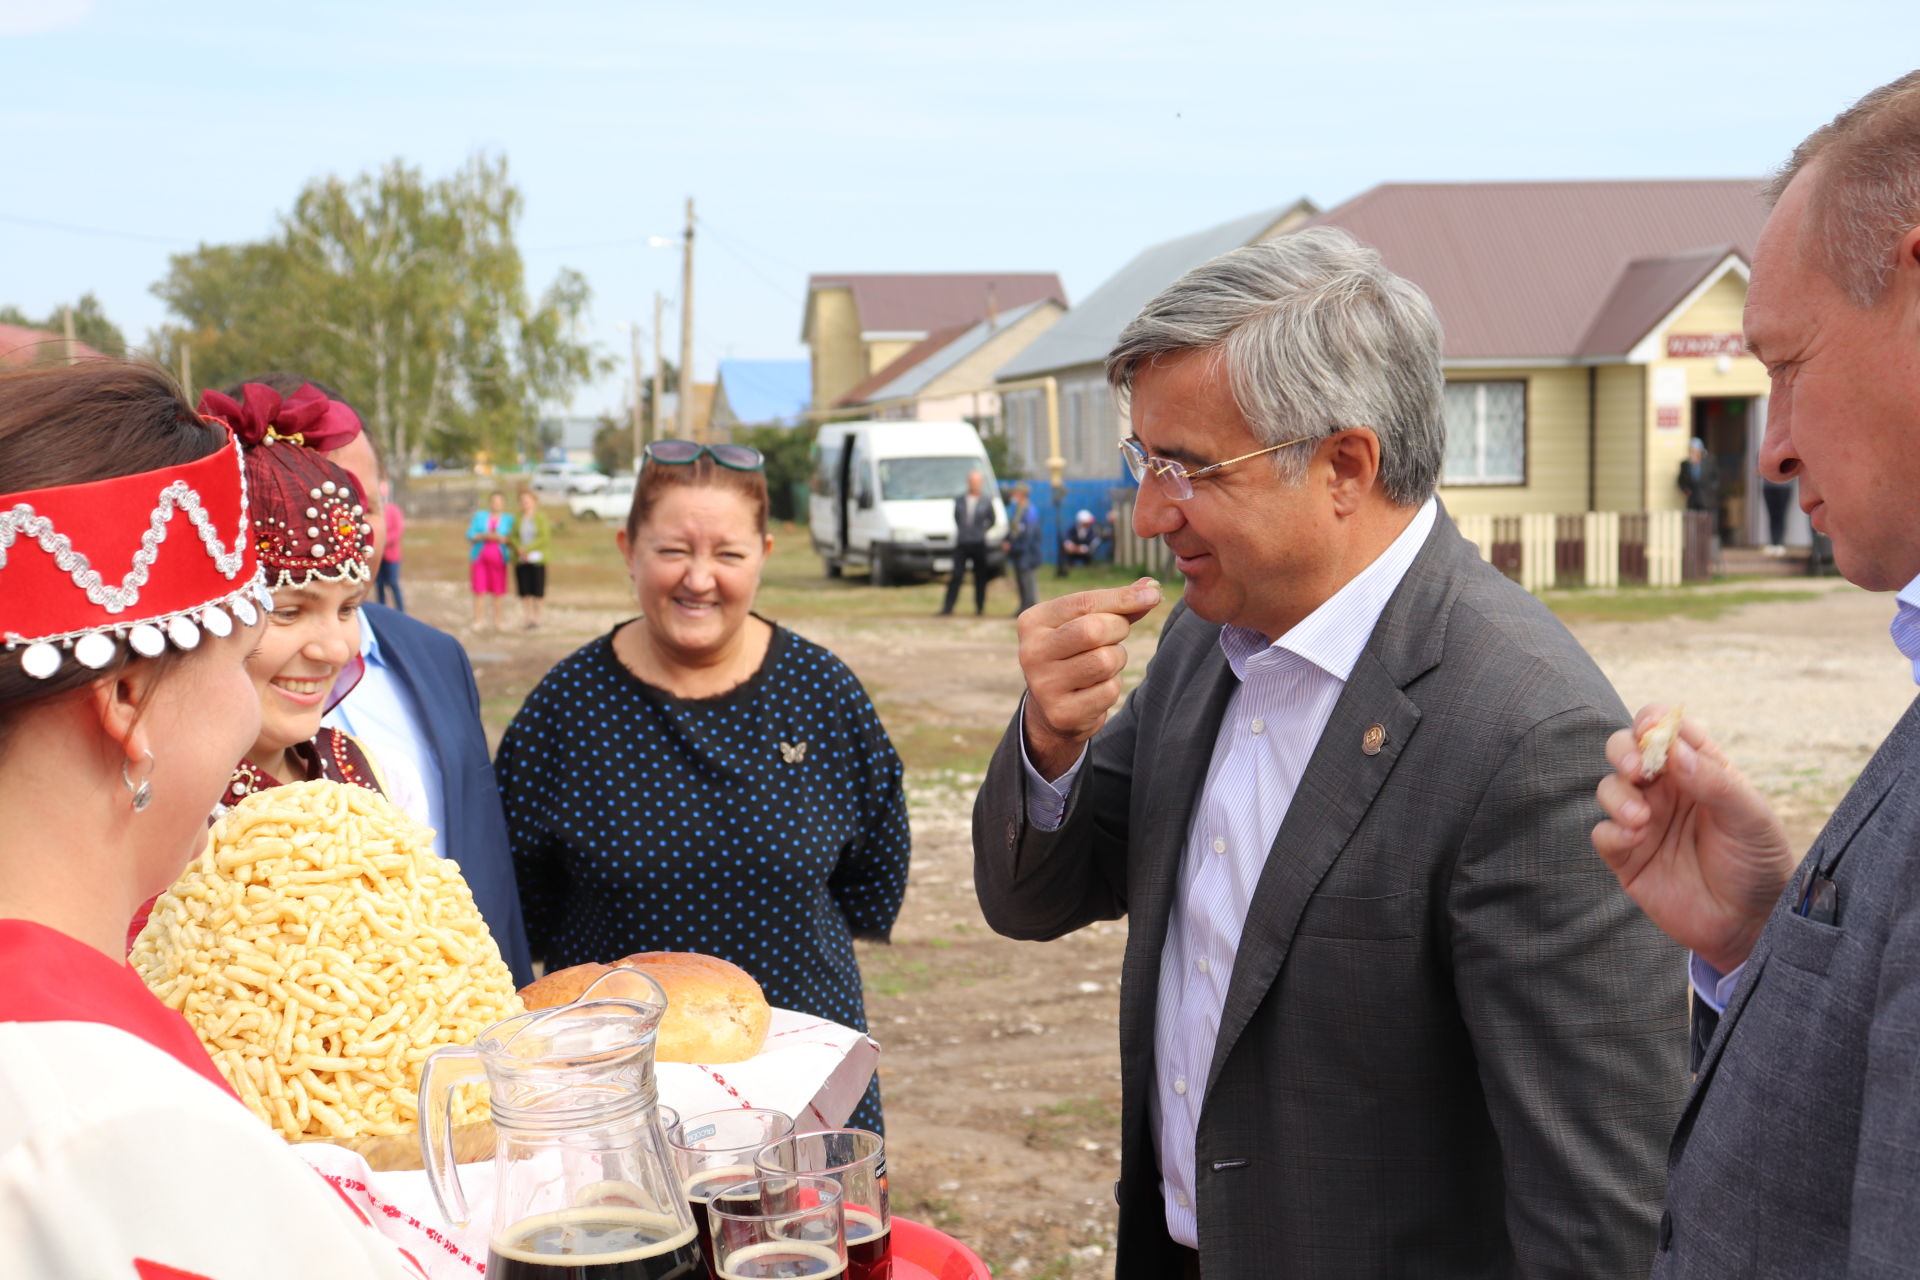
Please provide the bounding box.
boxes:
[0,920,422,1279]
[223,727,385,810]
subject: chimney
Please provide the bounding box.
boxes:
[986,282,999,332]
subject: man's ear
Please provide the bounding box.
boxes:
[1325,428,1383,516]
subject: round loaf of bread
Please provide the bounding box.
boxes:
[517,952,772,1065]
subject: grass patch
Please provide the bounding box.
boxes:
[1544,586,1821,625]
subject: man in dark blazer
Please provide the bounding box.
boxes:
[974,230,1685,1278]
[940,468,997,616]
[1591,72,1920,1276]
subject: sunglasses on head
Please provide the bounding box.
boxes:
[643,440,765,471]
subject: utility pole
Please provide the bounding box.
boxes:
[179,341,191,395]
[628,323,644,466]
[61,306,77,365]
[650,292,665,448]
[678,197,698,442]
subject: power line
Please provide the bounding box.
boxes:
[0,212,195,247]
[693,216,803,306]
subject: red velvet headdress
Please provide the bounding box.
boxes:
[1,429,269,680]
[197,383,374,590]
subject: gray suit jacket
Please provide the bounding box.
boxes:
[973,510,1687,1279]
[1657,695,1920,1277]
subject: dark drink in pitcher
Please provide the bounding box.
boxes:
[488,1207,702,1279]
[685,1166,758,1277]
[840,1207,890,1280]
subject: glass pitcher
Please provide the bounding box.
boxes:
[419,966,702,1278]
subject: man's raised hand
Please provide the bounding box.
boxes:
[1018,577,1162,780]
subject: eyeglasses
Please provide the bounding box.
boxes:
[643,439,765,471]
[1119,434,1317,500]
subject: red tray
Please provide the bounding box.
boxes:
[891,1215,991,1279]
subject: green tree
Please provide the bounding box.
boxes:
[0,293,127,358]
[733,421,817,523]
[151,153,607,472]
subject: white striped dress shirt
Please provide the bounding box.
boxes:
[1024,497,1436,1247]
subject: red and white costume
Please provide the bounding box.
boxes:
[1,419,421,1278]
[0,920,423,1279]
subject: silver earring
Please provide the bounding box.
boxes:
[122,750,155,813]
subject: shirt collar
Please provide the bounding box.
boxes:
[1893,572,1920,685]
[1219,497,1439,682]
[357,607,384,666]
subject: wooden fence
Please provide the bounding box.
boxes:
[1110,491,1713,593]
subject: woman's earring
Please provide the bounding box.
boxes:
[123,750,155,813]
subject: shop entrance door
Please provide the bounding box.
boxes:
[1691,397,1753,547]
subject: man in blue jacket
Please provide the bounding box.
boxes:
[229,373,534,986]
[1001,481,1043,614]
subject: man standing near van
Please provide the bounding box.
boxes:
[941,468,994,616]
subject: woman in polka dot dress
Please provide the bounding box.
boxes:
[496,441,910,1133]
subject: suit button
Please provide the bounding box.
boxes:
[1659,1209,1673,1251]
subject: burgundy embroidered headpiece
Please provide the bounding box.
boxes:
[1,428,270,681]
[197,385,374,590]
[197,381,364,453]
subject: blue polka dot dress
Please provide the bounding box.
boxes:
[496,620,910,1133]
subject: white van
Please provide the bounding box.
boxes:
[810,421,1006,585]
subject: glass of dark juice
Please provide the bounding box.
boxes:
[754,1130,890,1280]
[709,1174,845,1279]
[669,1108,795,1279]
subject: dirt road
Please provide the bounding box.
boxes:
[410,518,1912,1279]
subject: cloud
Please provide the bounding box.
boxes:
[0,0,93,36]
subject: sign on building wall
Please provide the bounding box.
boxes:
[1653,366,1689,431]
[1665,333,1747,359]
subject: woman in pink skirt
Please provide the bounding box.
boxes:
[466,489,514,631]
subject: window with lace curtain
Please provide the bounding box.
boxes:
[1441,381,1526,485]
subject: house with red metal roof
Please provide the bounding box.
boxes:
[801,272,1066,414]
[1009,180,1788,552]
[1299,179,1785,546]
[0,322,104,368]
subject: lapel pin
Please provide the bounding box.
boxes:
[1362,724,1386,756]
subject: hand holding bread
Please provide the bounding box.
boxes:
[1591,703,1798,973]
[1017,577,1162,780]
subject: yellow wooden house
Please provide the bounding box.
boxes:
[1305,180,1789,548]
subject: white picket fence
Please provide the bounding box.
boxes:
[1111,494,1704,593]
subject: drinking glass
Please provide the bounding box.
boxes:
[709,1174,845,1278]
[755,1130,889,1280]
[670,1109,795,1278]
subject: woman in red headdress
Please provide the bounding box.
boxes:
[196,381,414,815]
[0,362,420,1278]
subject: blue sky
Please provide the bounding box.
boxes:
[2,1,1911,417]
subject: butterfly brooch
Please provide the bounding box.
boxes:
[779,741,808,764]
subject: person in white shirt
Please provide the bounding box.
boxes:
[1589,72,1920,1277]
[972,229,1684,1279]
[0,360,418,1280]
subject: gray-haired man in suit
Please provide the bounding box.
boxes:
[1592,71,1920,1277]
[972,227,1686,1278]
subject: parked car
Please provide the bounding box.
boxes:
[569,472,636,521]
[532,461,609,497]
[810,420,1005,586]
